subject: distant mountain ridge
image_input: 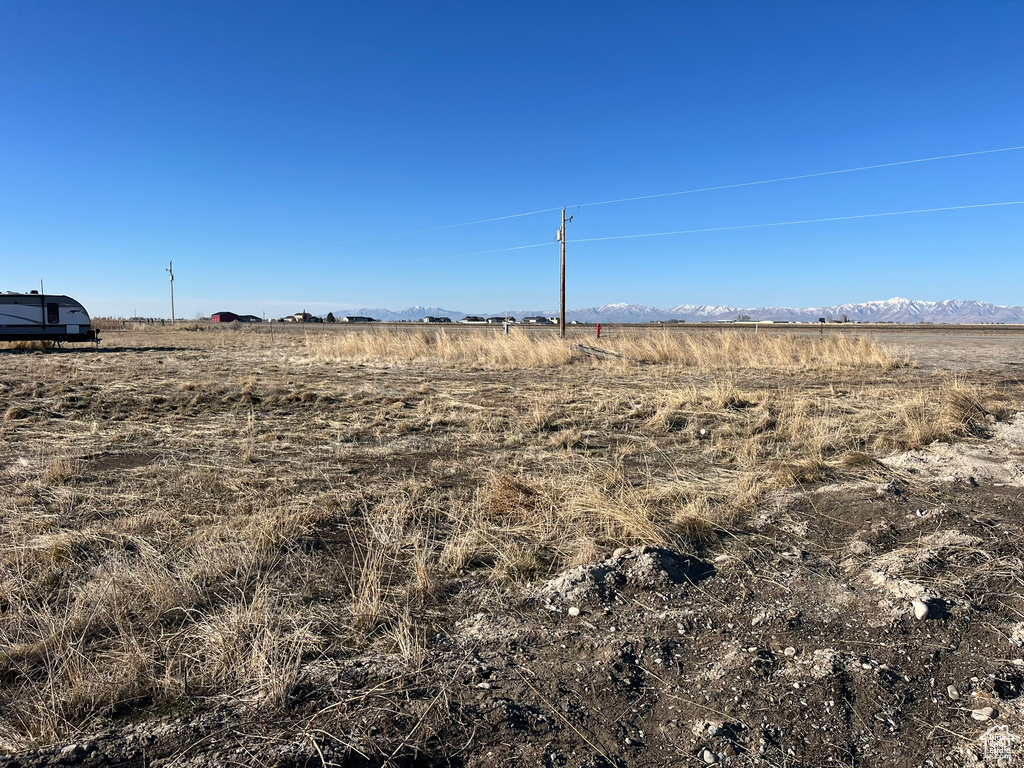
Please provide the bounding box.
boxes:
[344,298,1024,324]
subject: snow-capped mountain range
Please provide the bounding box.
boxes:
[346,298,1024,324]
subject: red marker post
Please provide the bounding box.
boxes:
[596,323,601,339]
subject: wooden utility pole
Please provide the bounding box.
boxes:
[167,261,175,325]
[559,207,566,339]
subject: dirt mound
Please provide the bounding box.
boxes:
[883,413,1024,486]
[540,545,715,605]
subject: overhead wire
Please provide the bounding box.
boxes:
[389,240,552,265]
[367,206,565,240]
[345,145,1024,243]
[388,200,1023,264]
[573,146,1024,210]
[567,201,1024,245]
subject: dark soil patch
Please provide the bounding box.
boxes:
[83,451,160,472]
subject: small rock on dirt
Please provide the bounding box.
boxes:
[912,600,930,620]
[971,706,996,721]
[701,748,719,764]
[947,684,960,699]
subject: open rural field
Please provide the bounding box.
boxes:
[4,325,1024,767]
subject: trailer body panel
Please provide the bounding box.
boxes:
[0,292,98,343]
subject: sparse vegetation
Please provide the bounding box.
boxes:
[3,340,55,351]
[0,325,1021,763]
[306,326,908,370]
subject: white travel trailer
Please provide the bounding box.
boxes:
[0,291,99,345]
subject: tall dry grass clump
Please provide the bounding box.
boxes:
[307,327,905,371]
[0,489,330,749]
[90,317,125,331]
[602,331,906,371]
[875,375,997,450]
[308,328,574,368]
[3,340,55,351]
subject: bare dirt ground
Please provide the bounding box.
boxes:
[810,327,1024,372]
[4,325,1024,768]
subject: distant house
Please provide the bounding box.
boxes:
[422,316,452,323]
[340,316,375,323]
[521,316,554,325]
[486,317,515,324]
[285,311,321,323]
[460,316,485,324]
[211,311,239,323]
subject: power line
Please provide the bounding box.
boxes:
[342,145,1024,243]
[389,240,551,265]
[385,200,1022,265]
[574,147,1024,210]
[336,207,563,245]
[371,206,565,240]
[568,201,1024,245]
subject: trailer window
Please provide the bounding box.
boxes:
[47,303,59,323]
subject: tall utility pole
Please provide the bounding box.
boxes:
[557,208,572,339]
[559,208,566,338]
[166,261,175,324]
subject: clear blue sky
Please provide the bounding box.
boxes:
[2,1,1022,317]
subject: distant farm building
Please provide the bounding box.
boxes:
[340,316,375,323]
[211,311,239,323]
[422,316,453,323]
[521,316,554,325]
[285,311,321,323]
[486,317,515,324]
[460,316,485,324]
[238,314,262,323]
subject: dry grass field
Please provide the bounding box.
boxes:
[3,325,1024,767]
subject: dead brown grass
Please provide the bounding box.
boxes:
[305,327,907,371]
[89,317,124,332]
[91,318,204,332]
[3,340,55,351]
[0,326,1017,751]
